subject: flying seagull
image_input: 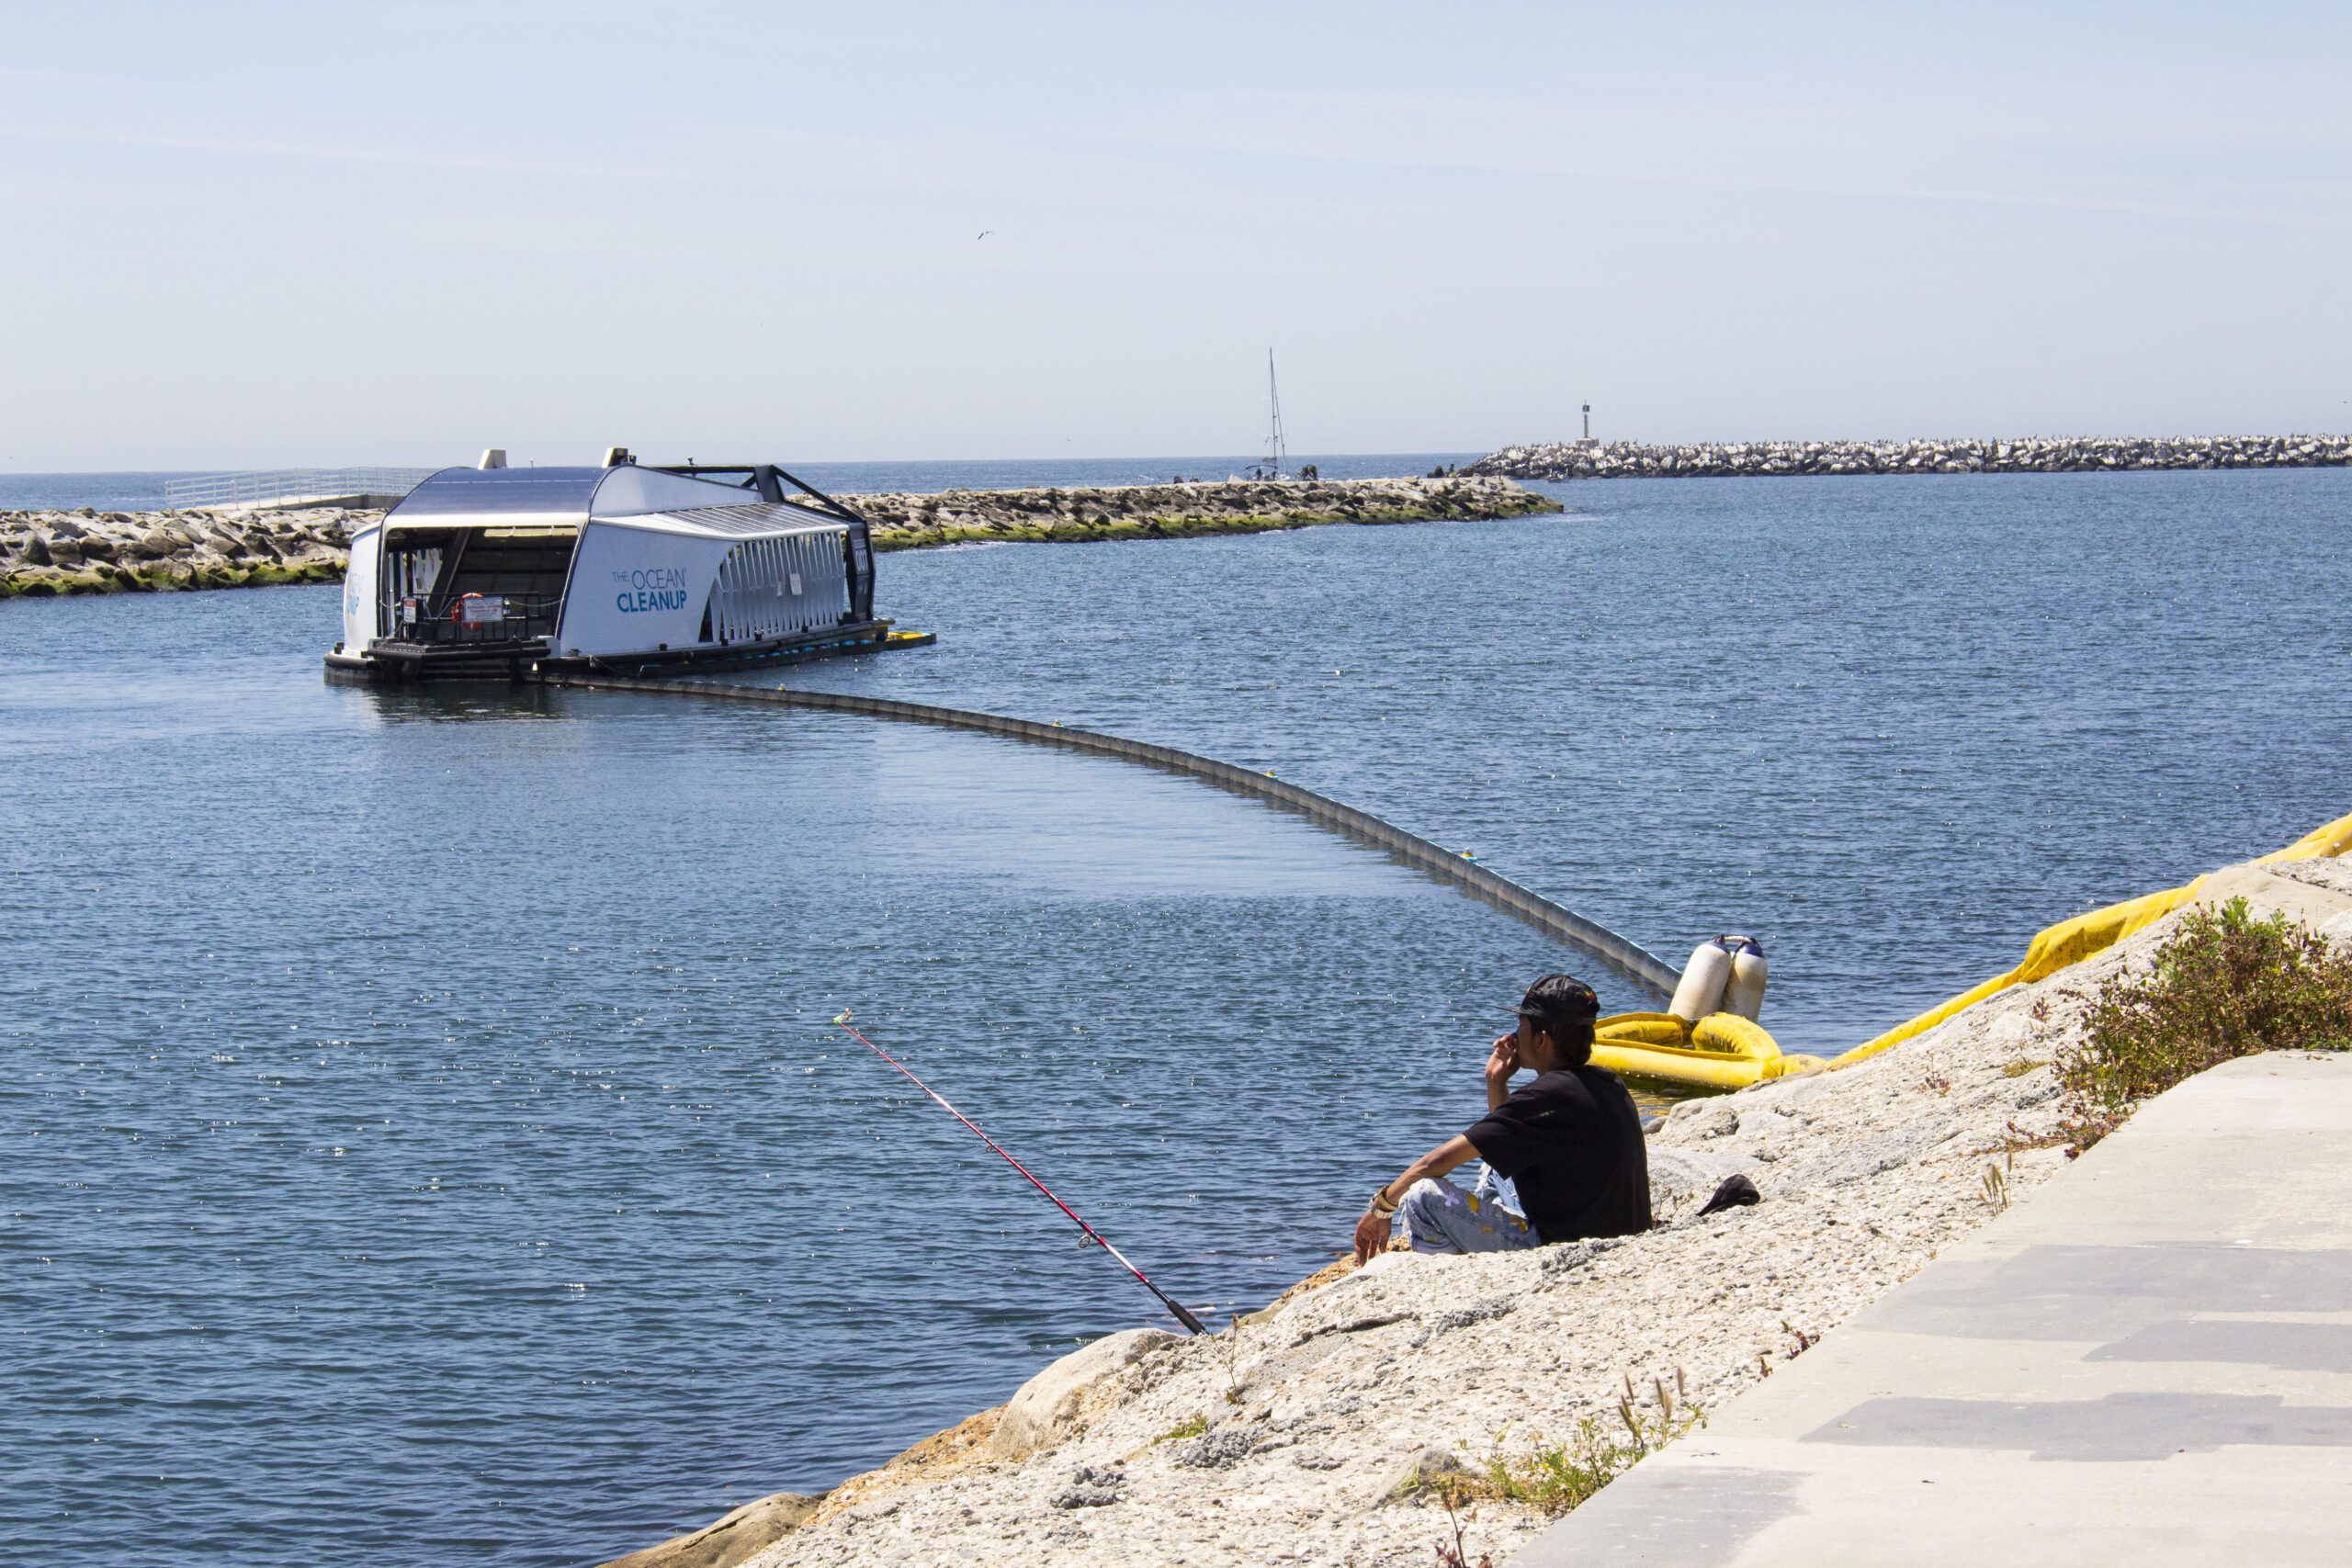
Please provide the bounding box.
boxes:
[978,230,994,240]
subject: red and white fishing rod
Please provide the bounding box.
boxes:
[833,1012,1208,1336]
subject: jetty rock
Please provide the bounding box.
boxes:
[0,478,1557,599]
[1467,432,2352,481]
[0,505,356,597]
[989,1328,1186,1462]
[594,1491,825,1568]
[845,475,1555,550]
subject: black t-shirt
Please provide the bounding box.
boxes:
[1464,1065,1651,1245]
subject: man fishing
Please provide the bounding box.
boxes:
[1353,974,1650,1262]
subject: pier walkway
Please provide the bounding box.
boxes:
[1520,1051,2352,1567]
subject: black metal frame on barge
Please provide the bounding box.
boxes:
[651,462,878,625]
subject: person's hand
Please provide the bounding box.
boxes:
[1486,1032,1521,1092]
[1353,1201,1394,1265]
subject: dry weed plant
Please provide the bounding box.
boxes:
[1439,1367,1704,1522]
[1217,1317,1247,1405]
[1428,1484,1491,1568]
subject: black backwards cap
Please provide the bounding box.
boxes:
[1510,973,1600,1027]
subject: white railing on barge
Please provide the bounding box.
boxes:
[163,468,438,513]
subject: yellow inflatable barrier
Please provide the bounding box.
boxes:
[1594,1012,1689,1047]
[1588,806,2352,1098]
[1835,805,2352,1069]
[1589,1010,1823,1094]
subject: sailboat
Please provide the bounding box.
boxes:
[1244,351,1314,480]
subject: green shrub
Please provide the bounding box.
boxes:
[1448,1371,1703,1517]
[1469,1416,1634,1515]
[1151,1413,1208,1446]
[2060,896,2352,1136]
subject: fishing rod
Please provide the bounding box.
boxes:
[832,1012,1208,1336]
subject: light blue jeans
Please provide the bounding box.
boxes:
[1397,1165,1536,1255]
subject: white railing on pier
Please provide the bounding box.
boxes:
[163,468,439,512]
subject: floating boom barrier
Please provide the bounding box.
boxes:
[535,676,2352,1098]
[533,672,1679,998]
[1834,807,2352,1069]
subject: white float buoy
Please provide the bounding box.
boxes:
[1668,938,1734,1022]
[1722,935,1768,1021]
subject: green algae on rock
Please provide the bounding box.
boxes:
[846,475,1559,551]
[0,506,358,597]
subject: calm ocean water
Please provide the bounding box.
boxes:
[6,464,2348,1565]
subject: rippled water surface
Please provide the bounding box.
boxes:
[5,467,2347,1565]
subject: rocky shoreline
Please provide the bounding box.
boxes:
[1468,433,2352,481]
[0,477,1557,599]
[593,850,2352,1568]
[842,475,1554,549]
[0,506,356,597]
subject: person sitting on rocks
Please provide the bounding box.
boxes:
[1352,974,1650,1261]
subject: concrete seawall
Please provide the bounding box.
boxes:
[1520,1050,2352,1568]
[1470,433,2352,482]
[0,477,1558,598]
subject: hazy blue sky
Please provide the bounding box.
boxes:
[4,2,2346,468]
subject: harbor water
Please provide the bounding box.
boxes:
[5,464,2347,1565]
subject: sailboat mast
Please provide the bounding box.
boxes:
[1265,348,1287,479]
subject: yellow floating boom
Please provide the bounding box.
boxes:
[1834,806,2352,1069]
[1589,1010,1826,1095]
[1597,806,2352,1098]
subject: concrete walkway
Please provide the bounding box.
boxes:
[1519,1051,2352,1567]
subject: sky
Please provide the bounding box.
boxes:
[2,1,2347,468]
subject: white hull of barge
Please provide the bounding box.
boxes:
[324,459,921,682]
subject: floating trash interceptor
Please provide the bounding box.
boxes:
[322,453,928,682]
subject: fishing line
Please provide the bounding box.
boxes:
[832,1011,1208,1336]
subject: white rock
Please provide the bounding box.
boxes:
[1377,1445,1470,1500]
[987,1327,1182,1462]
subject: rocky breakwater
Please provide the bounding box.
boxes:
[850,475,1557,549]
[0,506,363,597]
[1469,432,2352,481]
[585,853,2352,1568]
[0,479,1556,601]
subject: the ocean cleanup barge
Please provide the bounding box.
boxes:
[323,451,927,682]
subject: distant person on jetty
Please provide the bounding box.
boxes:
[1352,975,1650,1262]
